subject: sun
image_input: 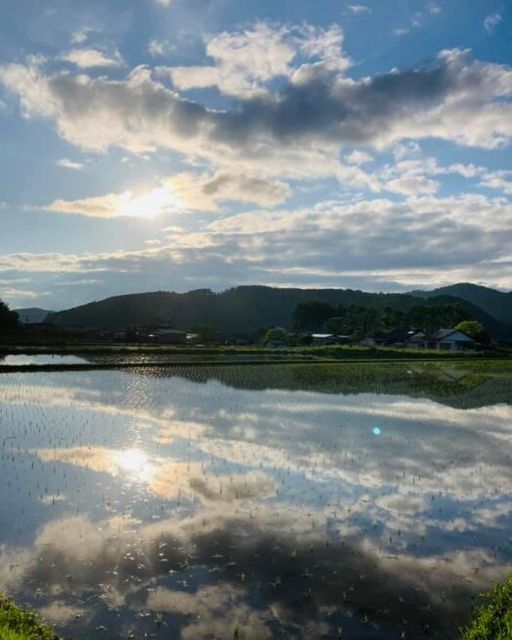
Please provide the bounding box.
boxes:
[116,185,180,219]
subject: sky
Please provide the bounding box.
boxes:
[0,0,511,310]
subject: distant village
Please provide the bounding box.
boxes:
[11,297,487,351]
[36,323,478,352]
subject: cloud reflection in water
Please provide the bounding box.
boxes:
[0,363,511,638]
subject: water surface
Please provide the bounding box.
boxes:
[0,362,511,639]
[1,354,88,366]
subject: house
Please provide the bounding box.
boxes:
[311,333,351,346]
[424,329,475,351]
[361,336,378,347]
[383,329,426,347]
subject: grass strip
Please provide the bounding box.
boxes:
[461,576,512,639]
[0,594,59,640]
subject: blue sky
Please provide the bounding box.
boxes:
[0,0,510,309]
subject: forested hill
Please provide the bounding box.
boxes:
[47,285,512,338]
[13,307,51,324]
[410,283,512,325]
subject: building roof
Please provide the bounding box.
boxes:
[384,329,423,343]
[428,329,474,341]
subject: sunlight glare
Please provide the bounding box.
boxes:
[117,185,180,219]
[117,448,149,475]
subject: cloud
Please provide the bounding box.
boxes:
[147,585,272,639]
[169,171,291,210]
[35,444,276,504]
[38,602,86,625]
[1,45,511,181]
[479,173,512,195]
[484,12,502,33]
[70,27,96,45]
[393,5,441,36]
[61,48,124,69]
[427,3,442,14]
[148,39,166,57]
[346,150,373,165]
[56,158,84,170]
[347,4,372,14]
[166,23,302,98]
[385,175,439,195]
[43,171,290,218]
[44,192,127,218]
[0,287,41,300]
[1,189,510,308]
[43,180,186,218]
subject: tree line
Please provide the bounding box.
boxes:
[0,300,18,330]
[291,298,482,339]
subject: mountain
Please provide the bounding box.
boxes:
[410,283,512,325]
[14,307,52,324]
[47,285,512,338]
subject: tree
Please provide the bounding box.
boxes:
[381,307,407,331]
[191,324,216,344]
[262,327,289,345]
[292,299,336,330]
[455,320,486,339]
[0,300,18,330]
[324,316,346,335]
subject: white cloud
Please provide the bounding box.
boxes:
[167,23,298,98]
[70,27,97,45]
[484,12,502,33]
[166,23,350,99]
[61,48,124,69]
[0,287,41,300]
[393,5,440,36]
[347,4,372,15]
[479,173,512,195]
[427,2,442,14]
[385,175,439,195]
[346,150,373,165]
[45,193,125,218]
[148,39,166,57]
[56,158,84,170]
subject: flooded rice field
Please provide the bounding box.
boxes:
[0,362,511,639]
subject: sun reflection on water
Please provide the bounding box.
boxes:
[117,448,152,481]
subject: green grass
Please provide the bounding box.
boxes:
[461,576,512,639]
[0,627,31,640]
[0,594,59,640]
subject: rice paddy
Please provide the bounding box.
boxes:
[0,361,511,639]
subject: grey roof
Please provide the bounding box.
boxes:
[428,329,474,341]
